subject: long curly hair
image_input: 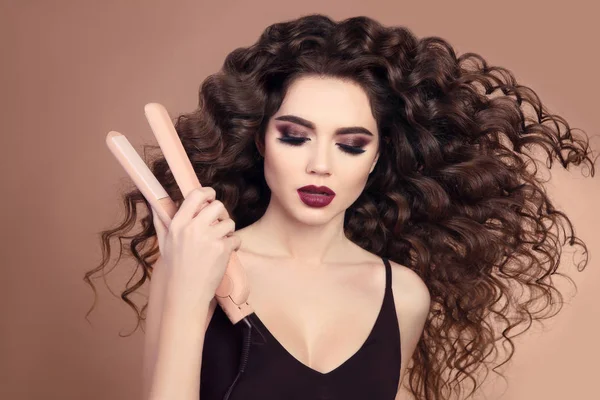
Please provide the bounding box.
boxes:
[84,14,597,400]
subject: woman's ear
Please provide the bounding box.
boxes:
[255,138,265,158]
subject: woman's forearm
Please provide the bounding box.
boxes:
[143,255,219,400]
[147,295,211,400]
[143,256,169,400]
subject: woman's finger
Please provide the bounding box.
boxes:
[210,218,236,239]
[151,207,168,251]
[194,199,230,227]
[224,234,242,252]
[172,188,217,228]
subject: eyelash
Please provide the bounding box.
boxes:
[277,129,367,155]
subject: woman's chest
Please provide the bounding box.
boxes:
[240,256,388,375]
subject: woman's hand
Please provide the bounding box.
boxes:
[151,187,241,311]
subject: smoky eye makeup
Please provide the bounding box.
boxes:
[275,124,370,155]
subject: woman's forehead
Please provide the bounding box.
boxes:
[274,76,378,135]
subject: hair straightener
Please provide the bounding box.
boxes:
[106,103,253,400]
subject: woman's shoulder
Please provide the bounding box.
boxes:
[359,250,431,387]
[356,248,431,318]
[387,259,431,313]
[359,247,430,311]
[387,258,430,369]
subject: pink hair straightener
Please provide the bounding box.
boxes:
[105,103,253,325]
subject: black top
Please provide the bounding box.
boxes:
[200,257,401,400]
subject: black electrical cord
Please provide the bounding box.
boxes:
[222,316,253,400]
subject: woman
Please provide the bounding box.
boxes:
[85,14,596,400]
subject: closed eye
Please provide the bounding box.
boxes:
[277,128,367,156]
[277,137,366,155]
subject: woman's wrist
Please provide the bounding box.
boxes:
[162,284,215,320]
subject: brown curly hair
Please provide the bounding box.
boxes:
[84,14,597,400]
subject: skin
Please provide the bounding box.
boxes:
[212,75,432,397]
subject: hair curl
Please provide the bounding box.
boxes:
[84,14,597,400]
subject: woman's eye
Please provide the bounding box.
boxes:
[337,144,366,155]
[277,136,308,146]
[276,126,309,146]
[276,126,367,155]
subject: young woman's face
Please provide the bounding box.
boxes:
[262,76,380,226]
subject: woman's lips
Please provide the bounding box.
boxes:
[297,190,335,208]
[297,185,335,195]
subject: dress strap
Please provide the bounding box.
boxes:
[382,257,392,289]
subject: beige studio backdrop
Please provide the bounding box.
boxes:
[1,1,599,399]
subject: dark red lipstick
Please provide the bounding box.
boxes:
[297,185,336,208]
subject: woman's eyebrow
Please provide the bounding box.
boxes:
[274,114,374,136]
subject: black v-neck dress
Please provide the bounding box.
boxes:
[200,257,401,400]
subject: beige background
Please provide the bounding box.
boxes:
[2,1,599,399]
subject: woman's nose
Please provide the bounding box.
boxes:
[306,144,332,175]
